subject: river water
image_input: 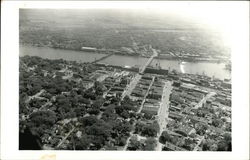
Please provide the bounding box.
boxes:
[20,45,231,80]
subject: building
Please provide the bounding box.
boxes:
[165,142,187,151]
[170,93,185,104]
[141,103,160,115]
[204,100,212,108]
[221,81,231,89]
[81,47,97,52]
[173,81,181,87]
[174,125,196,137]
[144,67,168,75]
[168,112,183,121]
[215,96,231,106]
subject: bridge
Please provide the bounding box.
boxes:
[92,52,114,63]
[121,48,159,99]
[139,49,158,74]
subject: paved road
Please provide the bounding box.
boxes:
[123,77,155,151]
[193,136,204,151]
[155,81,173,151]
[121,74,141,99]
[56,126,75,148]
[25,89,46,103]
[194,91,216,109]
[137,77,155,113]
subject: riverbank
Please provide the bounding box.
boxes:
[20,43,228,64]
[20,45,231,80]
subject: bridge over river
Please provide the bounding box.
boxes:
[139,48,159,74]
[92,52,115,63]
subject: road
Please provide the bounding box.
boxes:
[121,47,159,150]
[155,81,173,151]
[56,126,75,148]
[123,77,155,150]
[21,94,54,121]
[121,74,141,99]
[122,48,158,99]
[25,89,46,103]
[193,136,205,151]
[137,76,155,113]
[194,91,216,109]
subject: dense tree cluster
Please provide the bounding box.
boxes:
[202,133,231,151]
[127,136,157,151]
[135,121,160,137]
[26,110,57,137]
[19,56,140,150]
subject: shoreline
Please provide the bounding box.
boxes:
[20,43,229,64]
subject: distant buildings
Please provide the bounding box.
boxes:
[81,47,97,52]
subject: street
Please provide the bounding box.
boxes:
[194,91,216,109]
[155,81,173,151]
[123,76,155,150]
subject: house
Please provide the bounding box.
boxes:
[174,125,196,137]
[141,103,160,115]
[180,83,196,91]
[165,142,187,151]
[221,81,231,89]
[168,112,183,121]
[169,104,182,112]
[170,93,185,104]
[141,74,152,80]
[187,115,208,125]
[173,81,181,87]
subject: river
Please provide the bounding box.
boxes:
[20,45,106,62]
[20,45,231,80]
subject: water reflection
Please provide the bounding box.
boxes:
[20,45,231,80]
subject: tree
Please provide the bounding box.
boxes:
[84,89,96,100]
[80,116,98,127]
[217,140,229,151]
[92,98,104,109]
[159,131,172,144]
[182,138,195,150]
[116,137,127,146]
[87,108,100,115]
[141,122,159,137]
[74,135,90,150]
[196,123,208,136]
[78,97,91,105]
[94,81,104,96]
[212,118,223,128]
[217,133,231,151]
[144,137,157,150]
[28,110,57,136]
[113,121,132,136]
[115,105,124,115]
[120,110,130,119]
[88,135,106,150]
[210,143,218,151]
[86,121,112,139]
[223,133,231,142]
[202,139,217,151]
[102,108,118,121]
[143,111,154,120]
[128,138,142,150]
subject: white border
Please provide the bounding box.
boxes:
[1,1,249,160]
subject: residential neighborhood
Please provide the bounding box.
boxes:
[19,55,231,151]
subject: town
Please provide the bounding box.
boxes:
[19,50,231,151]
